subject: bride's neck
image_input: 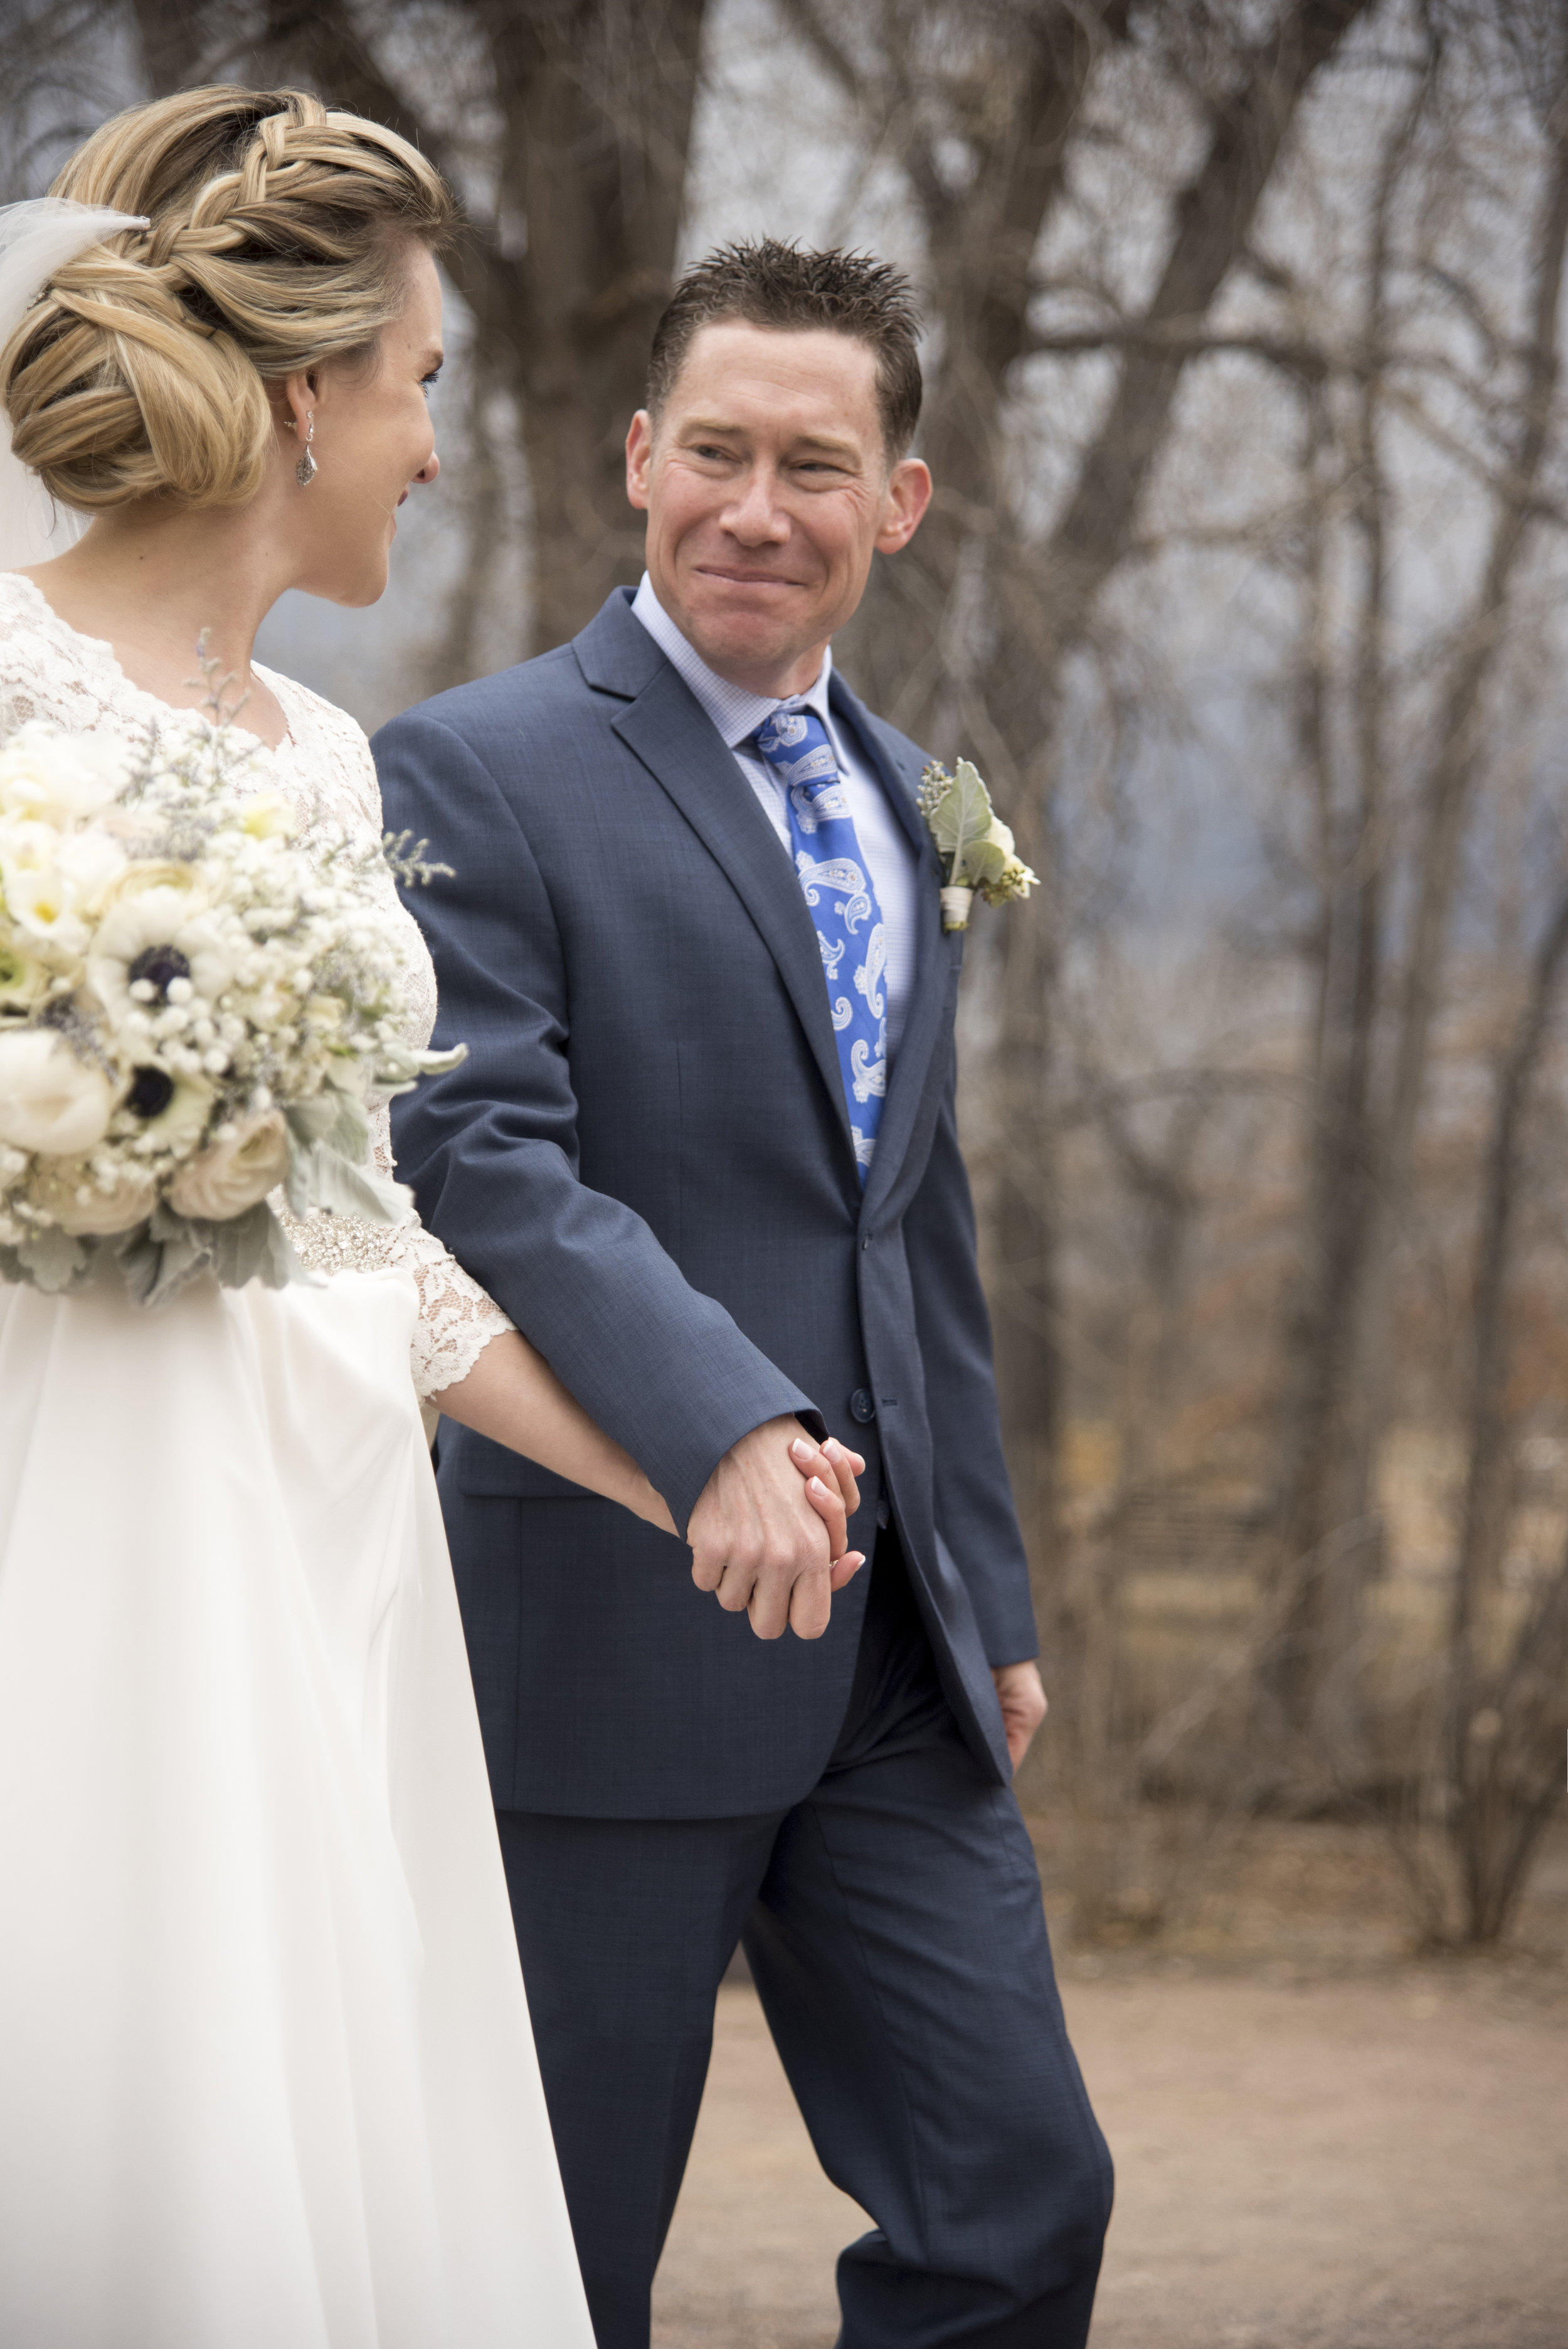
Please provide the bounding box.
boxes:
[22,494,297,740]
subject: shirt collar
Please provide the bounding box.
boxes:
[630,573,835,752]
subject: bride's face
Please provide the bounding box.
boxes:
[277,244,444,607]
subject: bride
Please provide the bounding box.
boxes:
[0,86,861,2348]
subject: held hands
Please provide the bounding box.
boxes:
[687,1416,867,1641]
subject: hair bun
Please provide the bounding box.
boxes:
[1,84,453,516]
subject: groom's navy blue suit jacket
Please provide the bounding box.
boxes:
[378,588,1036,1818]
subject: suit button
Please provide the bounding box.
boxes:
[850,1388,876,1423]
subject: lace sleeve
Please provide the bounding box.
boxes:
[255,661,516,1398]
[275,1103,514,1399]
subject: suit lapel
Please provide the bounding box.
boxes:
[575,595,956,1218]
[608,660,862,1182]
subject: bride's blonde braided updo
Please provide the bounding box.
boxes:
[1,86,454,512]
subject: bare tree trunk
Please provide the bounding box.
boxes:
[1260,55,1428,1758]
[1456,1545,1568,1945]
[1446,878,1568,1941]
[480,0,706,650]
[1268,103,1568,1758]
[984,0,1372,1591]
[140,0,708,652]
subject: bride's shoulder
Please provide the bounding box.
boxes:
[253,658,371,756]
[0,570,125,736]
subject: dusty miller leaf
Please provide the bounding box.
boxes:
[207,1201,306,1290]
[15,1225,90,1292]
[114,1203,213,1307]
[286,1139,410,1224]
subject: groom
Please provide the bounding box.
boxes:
[378,240,1111,2348]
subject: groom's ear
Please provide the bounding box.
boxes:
[626,410,654,511]
[875,457,932,555]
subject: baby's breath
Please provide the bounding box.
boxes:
[0,708,463,1305]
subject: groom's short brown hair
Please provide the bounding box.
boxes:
[647,238,923,460]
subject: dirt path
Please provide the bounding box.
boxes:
[651,1966,1568,2348]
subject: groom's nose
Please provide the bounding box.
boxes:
[719,463,791,546]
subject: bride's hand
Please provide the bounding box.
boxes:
[790,1434,867,1591]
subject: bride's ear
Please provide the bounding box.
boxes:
[277,370,322,442]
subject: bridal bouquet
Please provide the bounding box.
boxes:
[0,697,458,1305]
[918,758,1038,932]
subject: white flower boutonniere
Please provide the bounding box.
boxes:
[917,758,1039,932]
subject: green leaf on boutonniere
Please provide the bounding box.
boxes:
[918,758,1039,904]
[919,758,992,878]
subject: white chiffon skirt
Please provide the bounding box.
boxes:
[0,1269,595,2349]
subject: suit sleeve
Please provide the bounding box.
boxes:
[377,707,823,1536]
[904,1046,1041,1665]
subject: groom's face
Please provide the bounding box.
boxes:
[625,321,931,698]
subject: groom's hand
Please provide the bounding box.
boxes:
[689,1416,844,1640]
[992,1662,1047,1771]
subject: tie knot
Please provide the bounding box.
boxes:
[754,709,840,793]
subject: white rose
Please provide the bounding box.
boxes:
[98,861,201,908]
[53,827,129,909]
[0,726,129,826]
[0,1030,115,1155]
[167,1111,291,1221]
[28,1156,157,1235]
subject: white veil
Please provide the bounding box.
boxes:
[0,198,149,571]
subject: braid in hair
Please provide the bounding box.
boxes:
[1,87,453,512]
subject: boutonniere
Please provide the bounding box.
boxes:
[917,759,1039,932]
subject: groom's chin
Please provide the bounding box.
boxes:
[684,592,807,672]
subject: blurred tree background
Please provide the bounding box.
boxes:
[5,0,1567,1953]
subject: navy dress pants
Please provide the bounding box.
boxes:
[495,1531,1113,2349]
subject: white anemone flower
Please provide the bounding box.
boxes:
[125,1068,215,1155]
[87,889,241,1028]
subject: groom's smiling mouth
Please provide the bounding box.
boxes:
[696,566,802,588]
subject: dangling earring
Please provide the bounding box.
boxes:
[295,413,317,487]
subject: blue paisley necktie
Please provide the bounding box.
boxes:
[753,708,887,1179]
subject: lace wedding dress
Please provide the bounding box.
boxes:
[0,574,595,2349]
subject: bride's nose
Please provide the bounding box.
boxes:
[416,450,440,485]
